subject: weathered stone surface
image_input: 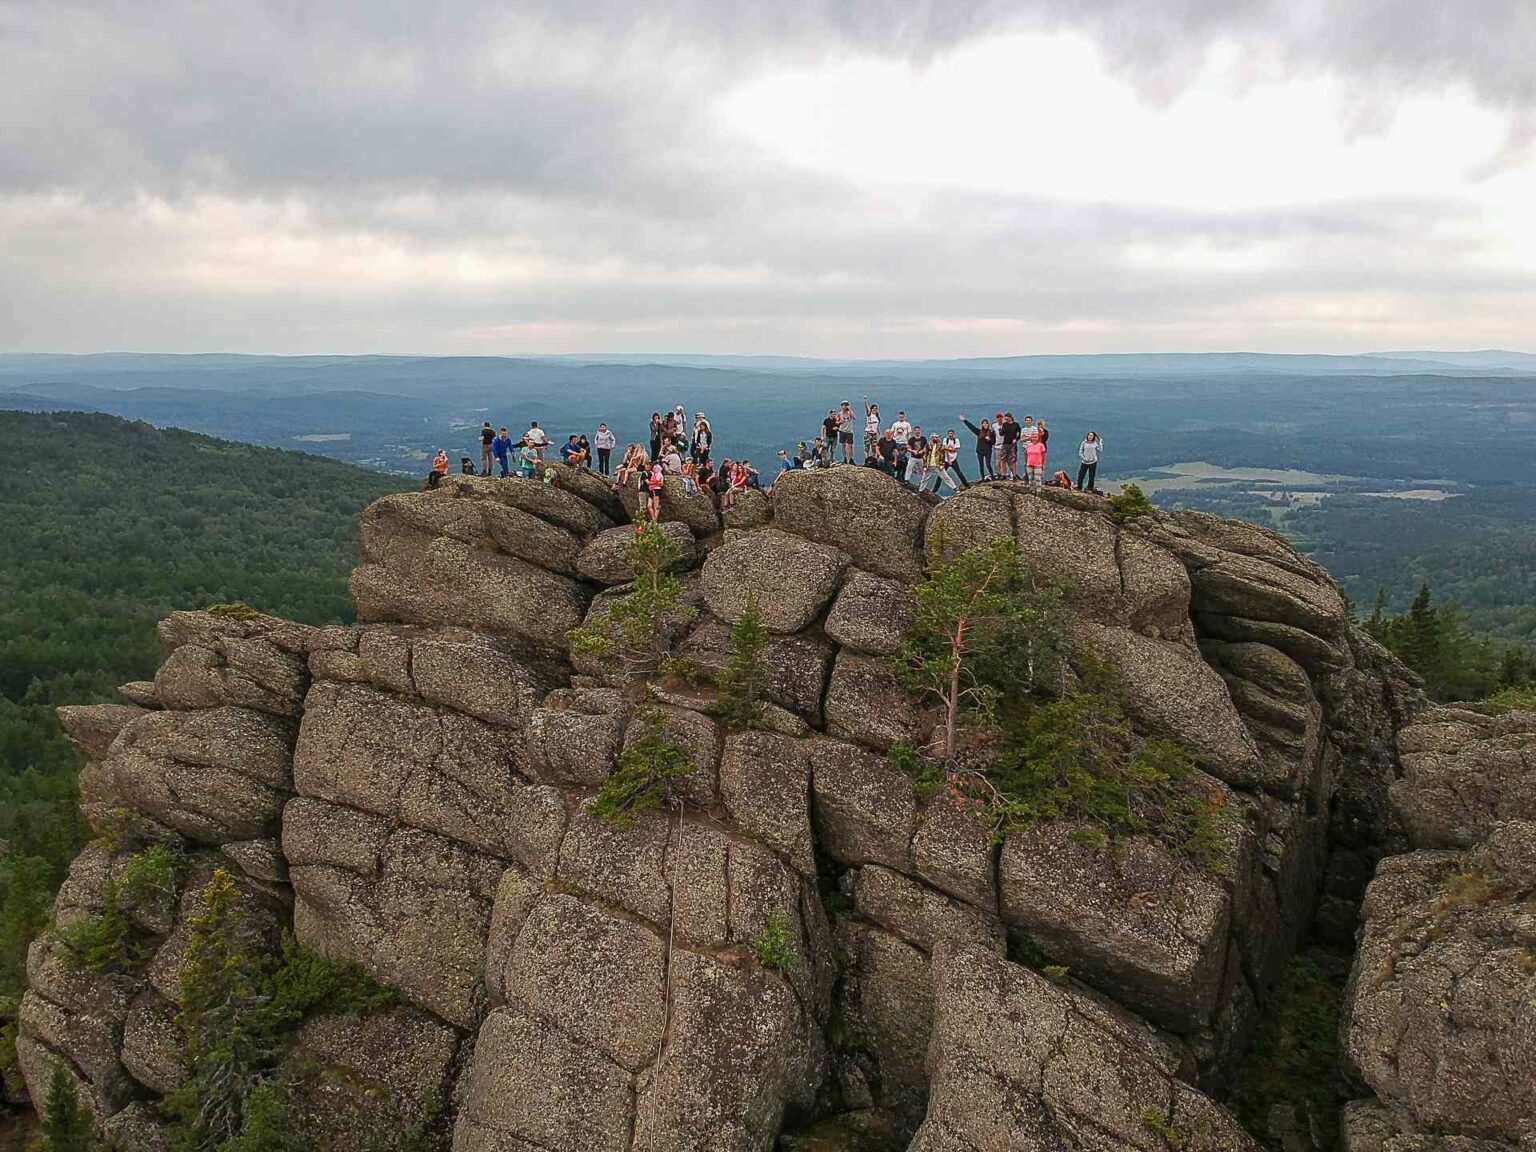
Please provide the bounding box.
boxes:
[116,680,161,708]
[621,703,720,807]
[923,484,1013,559]
[631,948,823,1152]
[454,1005,636,1152]
[1075,621,1264,785]
[1343,821,1536,1146]
[556,807,672,926]
[497,894,667,1072]
[295,680,565,868]
[541,462,630,524]
[287,1007,458,1146]
[668,822,732,949]
[911,943,1258,1152]
[409,629,564,727]
[519,686,630,790]
[679,616,833,725]
[287,800,504,1028]
[911,794,998,911]
[121,990,187,1094]
[96,706,296,843]
[25,933,133,1024]
[723,486,771,529]
[824,650,930,754]
[824,571,914,656]
[14,1036,108,1131]
[618,474,723,537]
[17,989,135,1112]
[701,528,849,633]
[999,821,1241,1031]
[352,492,591,650]
[1391,709,1536,849]
[809,738,917,870]
[102,1102,176,1152]
[438,472,615,536]
[851,865,1002,955]
[576,520,697,584]
[56,703,145,759]
[153,612,309,716]
[220,837,288,883]
[835,922,933,1131]
[1338,1099,1518,1152]
[720,731,815,872]
[771,467,929,582]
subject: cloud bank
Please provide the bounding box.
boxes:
[1,0,1533,354]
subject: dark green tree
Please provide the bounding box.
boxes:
[38,1060,97,1152]
[716,595,770,729]
[568,519,696,677]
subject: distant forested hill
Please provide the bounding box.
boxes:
[0,411,405,1106]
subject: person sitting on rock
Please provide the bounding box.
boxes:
[679,458,700,498]
[491,426,514,478]
[427,449,450,488]
[560,434,587,468]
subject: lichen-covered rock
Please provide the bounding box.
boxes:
[286,799,505,1028]
[555,808,672,926]
[679,616,833,725]
[495,893,667,1073]
[1075,621,1264,785]
[1338,1099,1518,1152]
[910,793,998,911]
[351,491,591,650]
[17,989,136,1113]
[809,738,916,870]
[834,921,933,1133]
[911,943,1259,1151]
[454,1004,636,1152]
[153,610,310,716]
[1391,708,1536,849]
[519,686,630,790]
[723,486,771,529]
[284,1007,459,1149]
[720,731,815,873]
[120,990,187,1094]
[14,1036,109,1132]
[102,1102,176,1152]
[824,571,914,655]
[850,865,1002,955]
[55,703,146,759]
[576,520,697,584]
[771,467,929,582]
[824,650,930,754]
[295,680,564,867]
[1342,821,1536,1146]
[630,948,825,1152]
[701,528,849,633]
[999,821,1241,1031]
[95,705,296,843]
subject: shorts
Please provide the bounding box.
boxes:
[1002,442,1019,464]
[839,432,854,445]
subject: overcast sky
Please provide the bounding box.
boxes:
[2,0,1534,357]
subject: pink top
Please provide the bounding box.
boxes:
[1024,440,1047,468]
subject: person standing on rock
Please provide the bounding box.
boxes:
[1077,431,1104,493]
[648,413,663,463]
[525,421,549,459]
[491,426,513,478]
[942,428,969,488]
[889,409,912,444]
[1024,433,1047,493]
[645,457,665,521]
[691,413,712,469]
[863,396,881,455]
[960,415,995,480]
[594,423,616,476]
[998,412,1021,479]
[837,400,858,464]
[479,421,495,475]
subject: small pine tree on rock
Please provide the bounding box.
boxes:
[39,1060,96,1152]
[716,595,770,728]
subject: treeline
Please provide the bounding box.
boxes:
[1363,583,1536,707]
[0,411,404,1113]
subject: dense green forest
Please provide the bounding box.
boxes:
[0,411,404,1119]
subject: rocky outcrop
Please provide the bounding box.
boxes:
[23,470,1438,1149]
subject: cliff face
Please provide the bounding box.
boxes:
[21,466,1525,1151]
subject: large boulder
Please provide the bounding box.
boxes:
[55,703,146,760]
[999,819,1244,1032]
[770,467,929,582]
[1391,708,1536,849]
[1342,821,1536,1146]
[94,706,296,843]
[720,731,815,873]
[679,616,833,725]
[823,571,914,655]
[911,943,1260,1151]
[285,798,507,1028]
[701,528,849,633]
[617,475,723,537]
[824,651,931,753]
[351,491,591,651]
[576,520,697,585]
[152,609,311,716]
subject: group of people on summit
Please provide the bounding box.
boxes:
[428,396,1107,502]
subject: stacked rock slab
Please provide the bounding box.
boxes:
[22,469,1422,1149]
[1339,709,1536,1150]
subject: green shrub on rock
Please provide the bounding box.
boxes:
[590,706,693,825]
